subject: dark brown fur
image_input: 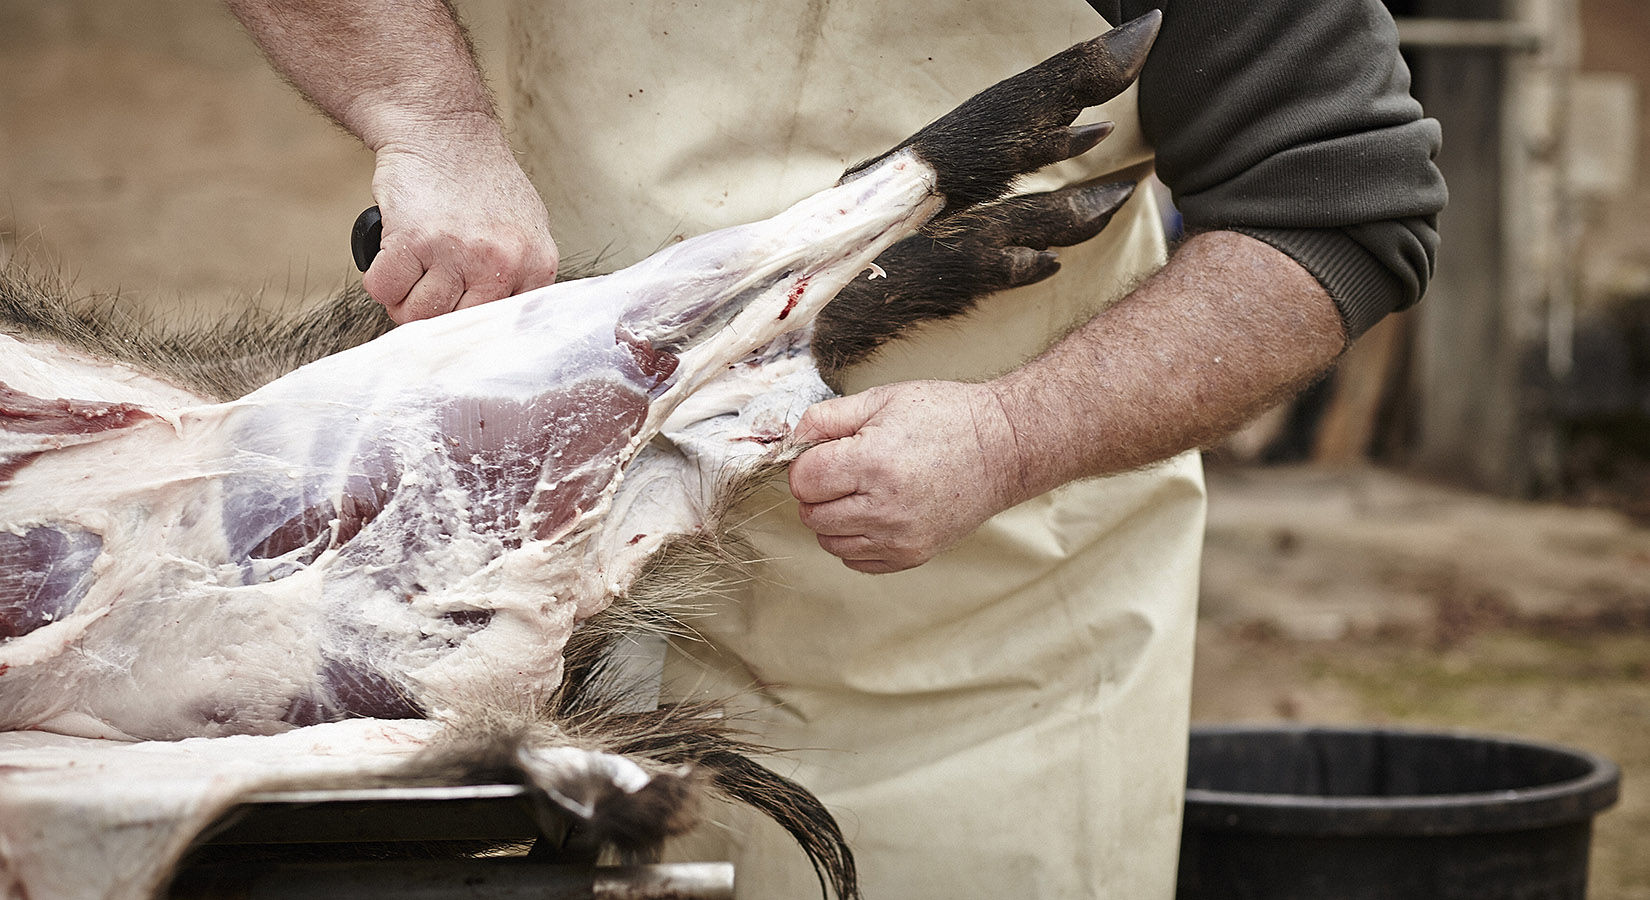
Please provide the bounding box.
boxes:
[814,180,1135,380]
[0,265,393,400]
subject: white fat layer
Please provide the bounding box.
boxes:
[0,149,938,742]
[0,334,209,409]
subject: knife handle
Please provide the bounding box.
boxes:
[350,206,383,272]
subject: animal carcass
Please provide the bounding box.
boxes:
[0,15,1157,900]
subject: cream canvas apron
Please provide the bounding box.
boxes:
[509,4,1204,897]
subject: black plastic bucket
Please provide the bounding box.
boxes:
[1177,725,1620,900]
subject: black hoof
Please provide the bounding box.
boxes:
[814,180,1137,375]
[842,11,1161,215]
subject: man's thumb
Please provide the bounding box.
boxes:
[793,392,878,445]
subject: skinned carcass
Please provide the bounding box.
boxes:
[0,15,1158,900]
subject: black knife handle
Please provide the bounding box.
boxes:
[351,206,383,272]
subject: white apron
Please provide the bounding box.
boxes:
[509,4,1204,897]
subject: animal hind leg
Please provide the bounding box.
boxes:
[813,180,1136,378]
[840,12,1160,215]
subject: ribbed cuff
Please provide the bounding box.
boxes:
[1229,226,1404,342]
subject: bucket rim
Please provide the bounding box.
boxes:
[1182,724,1621,836]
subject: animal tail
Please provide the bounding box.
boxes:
[412,580,859,900]
[546,623,861,900]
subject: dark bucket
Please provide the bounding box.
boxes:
[1176,725,1620,900]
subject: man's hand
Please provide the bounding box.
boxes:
[227,0,557,322]
[789,231,1347,574]
[788,381,1029,574]
[366,132,559,323]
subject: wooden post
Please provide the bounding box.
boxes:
[1404,0,1578,494]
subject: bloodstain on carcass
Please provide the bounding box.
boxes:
[778,278,811,320]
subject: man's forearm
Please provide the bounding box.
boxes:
[788,230,1345,573]
[990,229,1346,502]
[229,0,559,322]
[226,0,496,151]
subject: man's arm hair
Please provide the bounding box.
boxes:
[226,0,559,323]
[226,0,497,151]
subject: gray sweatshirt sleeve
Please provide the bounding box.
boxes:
[1094,0,1448,339]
